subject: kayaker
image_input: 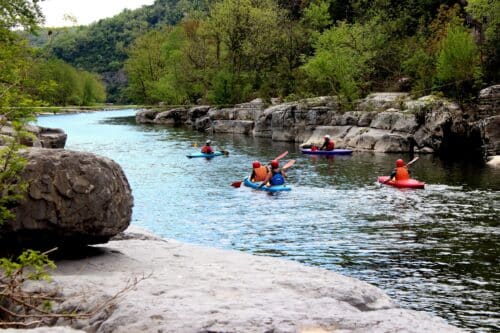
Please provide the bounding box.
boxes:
[319,135,335,151]
[258,160,286,188]
[201,140,214,154]
[387,159,411,181]
[250,161,269,182]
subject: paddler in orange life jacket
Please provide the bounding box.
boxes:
[388,159,411,181]
[258,160,286,188]
[250,161,269,182]
[319,135,335,151]
[200,139,214,154]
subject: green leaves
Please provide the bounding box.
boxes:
[436,24,481,83]
[303,20,387,101]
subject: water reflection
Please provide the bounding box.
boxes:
[37,110,499,332]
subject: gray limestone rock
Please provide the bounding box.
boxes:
[358,92,409,111]
[41,227,463,333]
[154,108,188,125]
[1,148,133,249]
[135,109,157,124]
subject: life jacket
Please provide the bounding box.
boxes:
[395,166,410,180]
[201,145,213,154]
[253,166,268,182]
[326,140,335,151]
[270,170,285,186]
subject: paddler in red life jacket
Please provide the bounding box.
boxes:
[200,139,214,154]
[388,159,411,181]
[319,135,335,151]
[250,161,269,182]
[258,160,286,188]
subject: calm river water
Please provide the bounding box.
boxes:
[36,109,499,332]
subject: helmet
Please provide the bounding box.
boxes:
[271,160,279,168]
[324,135,330,139]
[206,139,211,144]
[396,159,405,167]
[252,161,261,168]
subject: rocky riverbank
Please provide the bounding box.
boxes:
[21,226,462,333]
[136,86,499,159]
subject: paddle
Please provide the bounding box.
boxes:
[406,156,419,166]
[384,156,419,184]
[282,159,296,171]
[231,151,289,188]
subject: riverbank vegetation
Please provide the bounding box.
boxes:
[26,0,498,106]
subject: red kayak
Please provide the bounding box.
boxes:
[378,176,425,189]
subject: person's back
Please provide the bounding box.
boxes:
[258,160,286,188]
[251,161,269,182]
[201,140,214,154]
[390,159,410,180]
[269,160,285,185]
[320,135,335,151]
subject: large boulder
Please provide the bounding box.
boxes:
[1,148,133,250]
[0,123,67,149]
[135,109,157,124]
[154,108,188,125]
[253,107,274,137]
[211,120,254,134]
[357,92,410,111]
[478,85,500,117]
[28,125,67,148]
[483,115,500,155]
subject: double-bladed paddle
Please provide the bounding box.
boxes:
[231,151,289,188]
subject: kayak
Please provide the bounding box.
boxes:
[301,148,353,155]
[186,151,226,158]
[378,176,425,189]
[243,177,291,192]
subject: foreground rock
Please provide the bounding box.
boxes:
[43,227,462,333]
[0,148,133,250]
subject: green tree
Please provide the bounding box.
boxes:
[124,28,171,103]
[435,22,482,97]
[466,0,500,83]
[207,0,284,103]
[303,19,387,101]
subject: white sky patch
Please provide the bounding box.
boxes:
[40,0,156,27]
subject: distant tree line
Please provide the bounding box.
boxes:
[27,0,500,105]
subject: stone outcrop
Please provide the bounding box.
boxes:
[136,85,500,158]
[478,84,500,117]
[0,148,133,249]
[39,227,462,333]
[0,122,67,149]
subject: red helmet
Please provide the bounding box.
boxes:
[271,160,279,168]
[252,161,261,168]
[396,159,405,167]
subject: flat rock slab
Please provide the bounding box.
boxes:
[45,227,463,333]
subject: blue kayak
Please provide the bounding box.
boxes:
[300,148,353,155]
[243,177,291,192]
[186,151,226,158]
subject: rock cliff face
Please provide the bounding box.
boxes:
[137,86,499,158]
[0,148,133,250]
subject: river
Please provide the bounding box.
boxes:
[36,109,499,332]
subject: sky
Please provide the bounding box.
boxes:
[40,0,156,27]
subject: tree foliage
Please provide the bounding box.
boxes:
[20,0,497,104]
